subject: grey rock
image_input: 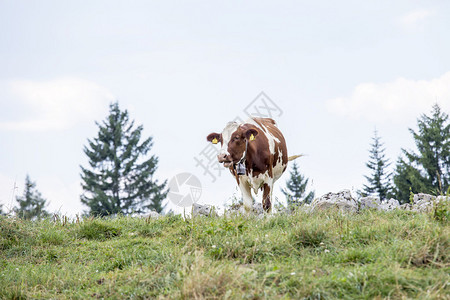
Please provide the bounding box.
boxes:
[400,203,412,210]
[359,196,380,210]
[413,193,435,204]
[192,203,217,217]
[147,210,160,218]
[311,190,358,213]
[225,202,265,216]
[252,203,264,215]
[379,198,400,211]
[436,195,450,203]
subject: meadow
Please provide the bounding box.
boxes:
[0,208,448,299]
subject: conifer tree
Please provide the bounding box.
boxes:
[14,175,49,220]
[80,102,167,216]
[281,161,314,208]
[393,104,450,202]
[362,130,393,199]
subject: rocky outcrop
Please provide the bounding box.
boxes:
[359,196,380,210]
[308,191,447,213]
[224,202,264,217]
[379,198,400,211]
[217,191,449,216]
[310,190,358,212]
[146,210,161,218]
[192,203,217,217]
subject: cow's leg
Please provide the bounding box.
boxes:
[262,182,273,212]
[239,181,253,212]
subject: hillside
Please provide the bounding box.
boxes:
[0,209,448,299]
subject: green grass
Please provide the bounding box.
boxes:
[0,209,448,299]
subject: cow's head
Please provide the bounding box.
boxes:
[207,122,258,168]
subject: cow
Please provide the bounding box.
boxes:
[207,117,298,213]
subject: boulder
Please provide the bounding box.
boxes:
[400,203,412,211]
[146,210,161,218]
[225,202,265,216]
[252,203,264,215]
[192,203,217,217]
[311,190,358,213]
[436,195,449,203]
[412,194,435,212]
[411,193,449,212]
[359,196,380,210]
[379,198,400,211]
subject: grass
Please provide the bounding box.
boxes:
[0,209,448,299]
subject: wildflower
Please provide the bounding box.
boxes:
[290,272,296,275]
[212,245,216,249]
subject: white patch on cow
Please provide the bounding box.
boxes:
[219,121,240,156]
[245,170,270,194]
[238,178,253,210]
[245,118,279,155]
[272,150,286,182]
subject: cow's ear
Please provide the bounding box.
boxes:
[244,129,258,141]
[207,132,221,144]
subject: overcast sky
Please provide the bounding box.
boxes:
[1,0,449,216]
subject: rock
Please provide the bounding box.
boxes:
[225,202,265,216]
[311,190,358,213]
[436,195,449,203]
[192,203,217,217]
[359,196,380,210]
[411,193,440,212]
[252,203,264,215]
[379,198,400,211]
[400,203,412,210]
[412,194,434,212]
[146,210,161,218]
[413,193,435,204]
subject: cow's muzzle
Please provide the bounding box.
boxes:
[217,153,233,167]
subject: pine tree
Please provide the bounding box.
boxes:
[14,175,49,220]
[362,130,393,200]
[80,102,168,216]
[393,104,450,202]
[281,161,315,208]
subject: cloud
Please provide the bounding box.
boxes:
[326,72,450,123]
[0,77,115,131]
[398,9,435,29]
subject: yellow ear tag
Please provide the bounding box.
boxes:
[212,138,218,144]
[249,134,255,141]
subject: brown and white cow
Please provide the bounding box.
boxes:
[207,117,297,212]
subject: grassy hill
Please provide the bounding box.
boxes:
[0,209,448,299]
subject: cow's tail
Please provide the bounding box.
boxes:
[288,154,303,161]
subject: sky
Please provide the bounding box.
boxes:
[1,0,449,216]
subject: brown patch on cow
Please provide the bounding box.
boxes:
[252,118,288,169]
[262,183,271,212]
[221,123,272,179]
